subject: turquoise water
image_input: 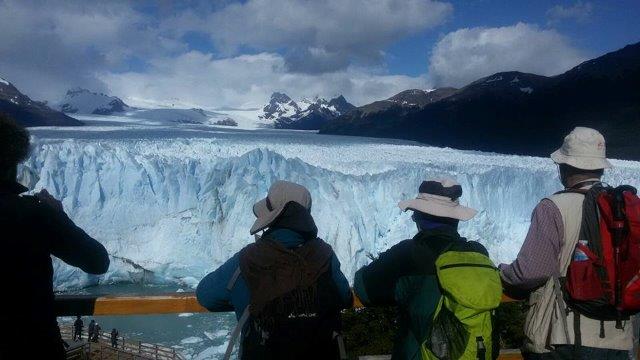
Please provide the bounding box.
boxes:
[58,284,236,359]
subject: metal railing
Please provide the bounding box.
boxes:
[54,292,524,360]
[59,324,183,359]
[54,292,513,316]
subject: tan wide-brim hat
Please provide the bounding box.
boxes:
[551,127,612,170]
[398,178,477,221]
[250,180,312,235]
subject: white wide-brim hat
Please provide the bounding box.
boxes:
[398,178,477,221]
[551,127,612,170]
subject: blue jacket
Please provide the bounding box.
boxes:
[196,228,353,321]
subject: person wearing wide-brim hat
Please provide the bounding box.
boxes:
[353,177,489,359]
[196,180,352,360]
[500,127,634,359]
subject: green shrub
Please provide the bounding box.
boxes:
[341,302,527,358]
[342,307,398,359]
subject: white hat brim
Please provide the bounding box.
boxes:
[398,197,477,221]
[551,149,612,170]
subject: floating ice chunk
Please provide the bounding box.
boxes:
[204,330,228,340]
[181,336,203,344]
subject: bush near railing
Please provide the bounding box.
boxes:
[342,303,527,359]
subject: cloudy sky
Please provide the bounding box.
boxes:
[0,0,638,108]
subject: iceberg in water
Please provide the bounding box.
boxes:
[19,136,640,290]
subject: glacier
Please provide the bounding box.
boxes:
[21,121,640,290]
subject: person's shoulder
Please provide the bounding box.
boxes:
[545,191,583,205]
[378,238,415,258]
[534,197,562,216]
[312,237,335,251]
[394,238,415,250]
[2,193,39,212]
[14,194,60,220]
[453,240,489,256]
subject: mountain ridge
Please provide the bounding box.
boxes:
[321,42,640,160]
[0,77,82,126]
[59,88,131,115]
[259,92,355,130]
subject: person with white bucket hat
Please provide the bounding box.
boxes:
[354,178,502,360]
[500,127,633,359]
[196,180,352,360]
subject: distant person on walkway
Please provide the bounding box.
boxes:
[197,180,352,360]
[87,319,95,343]
[93,323,101,343]
[0,114,110,360]
[111,328,118,348]
[353,178,501,360]
[73,316,83,341]
[500,127,632,359]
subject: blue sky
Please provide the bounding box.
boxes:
[0,0,638,108]
[387,0,640,76]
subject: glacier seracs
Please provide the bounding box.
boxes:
[20,131,640,290]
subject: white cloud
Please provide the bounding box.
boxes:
[0,1,184,101]
[0,0,447,106]
[547,2,593,25]
[102,51,429,108]
[205,0,453,73]
[427,23,586,87]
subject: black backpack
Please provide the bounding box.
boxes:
[224,251,346,360]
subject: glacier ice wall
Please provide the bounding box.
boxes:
[21,137,640,289]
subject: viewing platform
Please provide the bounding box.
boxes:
[56,292,525,359]
[59,324,183,360]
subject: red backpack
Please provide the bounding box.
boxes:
[563,185,640,326]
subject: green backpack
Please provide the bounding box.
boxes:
[421,244,503,360]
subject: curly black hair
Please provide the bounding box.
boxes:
[0,113,30,173]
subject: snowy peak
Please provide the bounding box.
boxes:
[260,92,300,121]
[59,88,131,115]
[0,75,81,126]
[0,76,32,107]
[259,92,355,130]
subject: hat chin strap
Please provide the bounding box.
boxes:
[567,177,602,189]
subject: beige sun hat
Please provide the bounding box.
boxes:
[398,178,477,221]
[551,127,612,170]
[250,180,312,235]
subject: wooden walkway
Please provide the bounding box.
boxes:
[60,325,184,360]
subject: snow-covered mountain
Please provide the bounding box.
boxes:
[0,76,81,126]
[259,92,355,130]
[59,88,131,115]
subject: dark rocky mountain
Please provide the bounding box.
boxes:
[0,77,82,126]
[212,117,238,126]
[259,92,355,130]
[321,42,640,160]
[340,88,458,122]
[59,88,131,115]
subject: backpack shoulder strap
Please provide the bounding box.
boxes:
[222,266,248,360]
[227,266,241,291]
[224,307,251,360]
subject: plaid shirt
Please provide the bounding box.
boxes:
[499,199,564,290]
